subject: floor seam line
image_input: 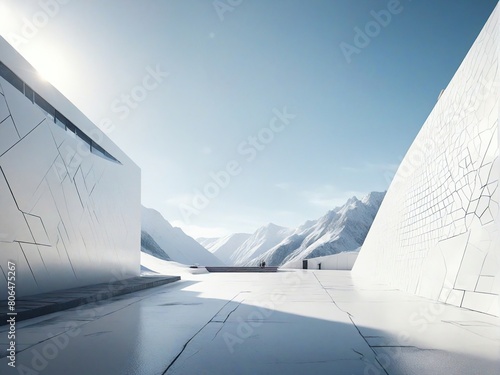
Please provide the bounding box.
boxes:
[312,272,390,375]
[162,291,243,374]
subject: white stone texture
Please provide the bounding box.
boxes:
[353,5,500,316]
[0,38,140,298]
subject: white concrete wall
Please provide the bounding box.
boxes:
[353,5,499,316]
[281,252,359,270]
[0,37,141,298]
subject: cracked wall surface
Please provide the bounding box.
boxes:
[353,5,499,316]
[0,39,140,299]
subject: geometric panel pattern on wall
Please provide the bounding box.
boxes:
[0,37,141,299]
[353,4,499,316]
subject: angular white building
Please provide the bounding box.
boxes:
[353,5,499,316]
[0,37,141,299]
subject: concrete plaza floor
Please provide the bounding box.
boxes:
[1,270,499,374]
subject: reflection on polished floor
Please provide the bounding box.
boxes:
[1,270,498,375]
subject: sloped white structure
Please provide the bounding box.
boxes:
[281,251,359,270]
[0,37,141,298]
[353,5,499,316]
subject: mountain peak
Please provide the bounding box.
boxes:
[346,196,360,205]
[248,192,385,266]
[361,191,386,206]
[256,222,287,234]
[264,222,281,229]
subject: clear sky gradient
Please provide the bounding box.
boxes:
[1,0,497,238]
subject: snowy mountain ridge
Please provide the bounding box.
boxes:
[253,191,386,266]
[229,223,294,265]
[141,206,224,266]
[198,233,252,265]
[197,191,385,267]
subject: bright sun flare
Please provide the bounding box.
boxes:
[26,44,69,91]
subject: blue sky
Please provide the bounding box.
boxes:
[0,0,497,238]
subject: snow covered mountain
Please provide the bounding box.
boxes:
[230,223,293,266]
[141,206,224,266]
[197,237,221,250]
[249,192,385,266]
[198,233,252,265]
[141,230,171,261]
